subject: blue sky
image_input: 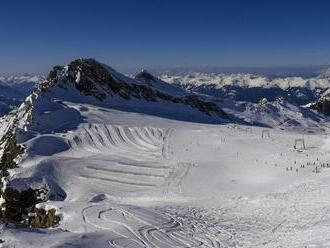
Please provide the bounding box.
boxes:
[1,0,330,74]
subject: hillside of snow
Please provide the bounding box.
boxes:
[1,60,330,247]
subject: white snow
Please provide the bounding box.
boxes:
[75,71,81,84]
[0,75,42,86]
[2,102,330,247]
[2,68,330,247]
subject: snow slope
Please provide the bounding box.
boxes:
[0,58,228,223]
[2,61,330,247]
[3,108,330,247]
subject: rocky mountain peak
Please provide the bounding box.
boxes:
[42,58,127,100]
[135,69,157,84]
[35,58,229,119]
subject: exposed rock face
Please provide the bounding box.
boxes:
[135,69,157,84]
[309,95,330,115]
[1,181,58,224]
[66,59,127,100]
[0,132,25,221]
[45,58,228,118]
[28,207,61,228]
[1,187,36,222]
[179,94,228,118]
[0,133,23,178]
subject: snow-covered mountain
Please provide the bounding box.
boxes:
[160,71,330,89]
[160,71,330,105]
[0,75,41,85]
[0,58,229,223]
[159,72,330,129]
[2,60,330,247]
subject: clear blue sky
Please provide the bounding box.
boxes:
[1,0,330,74]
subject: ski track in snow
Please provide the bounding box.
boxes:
[5,62,330,248]
[71,124,330,248]
[4,116,330,247]
[71,124,210,248]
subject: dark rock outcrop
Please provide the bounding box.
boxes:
[135,69,157,84]
[1,183,56,224]
[28,207,61,228]
[1,187,36,222]
[0,133,23,178]
[45,58,228,118]
[309,96,330,115]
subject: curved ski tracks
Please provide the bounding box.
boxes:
[81,204,228,248]
[73,125,215,247]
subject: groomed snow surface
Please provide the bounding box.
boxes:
[2,101,330,248]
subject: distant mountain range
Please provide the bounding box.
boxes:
[145,65,330,78]
[160,71,330,104]
[1,64,330,126]
[0,75,42,116]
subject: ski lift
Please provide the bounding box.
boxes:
[246,127,252,134]
[261,129,270,138]
[294,138,306,150]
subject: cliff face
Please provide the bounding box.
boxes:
[54,59,228,118]
[135,69,157,84]
[309,95,330,115]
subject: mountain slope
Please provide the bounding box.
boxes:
[2,61,330,247]
[0,58,229,224]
